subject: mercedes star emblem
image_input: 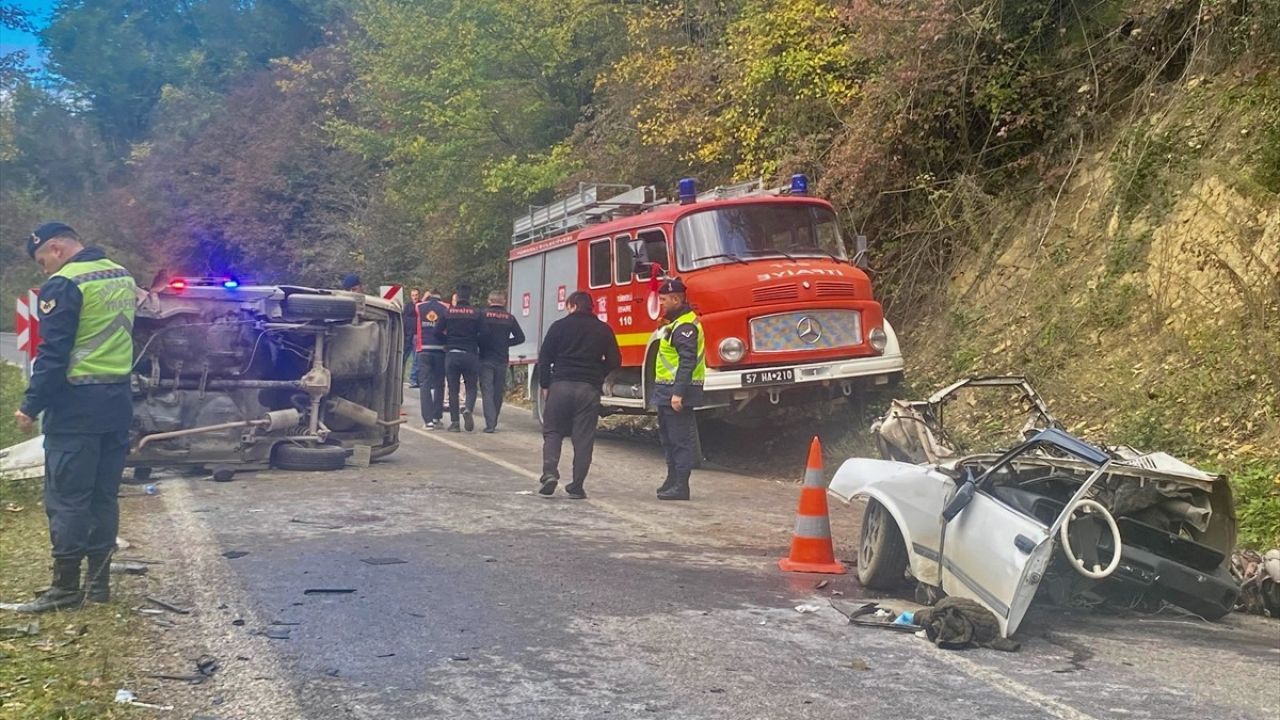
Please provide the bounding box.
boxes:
[796,316,822,344]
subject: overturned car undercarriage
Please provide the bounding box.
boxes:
[830,377,1240,636]
[128,282,404,474]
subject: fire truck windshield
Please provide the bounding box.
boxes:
[675,204,847,271]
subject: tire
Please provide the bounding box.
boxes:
[282,294,358,321]
[857,498,910,590]
[272,443,348,471]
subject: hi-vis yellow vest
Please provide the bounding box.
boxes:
[51,258,135,385]
[655,310,706,385]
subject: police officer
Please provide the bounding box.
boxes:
[415,289,450,429]
[652,278,704,501]
[477,291,526,433]
[441,284,483,432]
[12,223,136,612]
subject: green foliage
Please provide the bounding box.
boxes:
[1109,122,1190,221]
[1226,461,1280,549]
[0,364,27,448]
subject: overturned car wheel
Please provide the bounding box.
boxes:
[858,498,910,590]
[282,294,358,321]
[272,443,348,472]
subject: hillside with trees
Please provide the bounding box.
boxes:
[1,0,1276,544]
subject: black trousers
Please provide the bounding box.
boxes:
[418,350,446,423]
[541,381,600,487]
[658,405,697,486]
[44,431,129,561]
[478,360,507,430]
[445,350,479,423]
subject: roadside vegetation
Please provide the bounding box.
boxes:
[0,0,1275,548]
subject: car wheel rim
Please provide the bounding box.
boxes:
[861,503,882,567]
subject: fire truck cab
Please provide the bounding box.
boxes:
[508,176,904,424]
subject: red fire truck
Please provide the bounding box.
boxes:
[507,176,904,427]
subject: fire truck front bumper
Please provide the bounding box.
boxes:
[703,342,905,401]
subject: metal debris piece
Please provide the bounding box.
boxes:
[0,621,39,639]
[110,562,149,575]
[265,626,292,640]
[450,654,470,662]
[222,550,249,559]
[114,689,174,710]
[816,580,830,590]
[360,557,407,566]
[303,588,356,595]
[145,596,191,615]
[290,517,344,530]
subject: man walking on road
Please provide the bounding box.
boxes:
[652,278,704,501]
[403,288,421,388]
[11,223,136,612]
[441,285,482,432]
[537,290,621,499]
[415,288,449,429]
[478,291,525,433]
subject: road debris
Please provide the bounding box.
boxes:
[1232,548,1280,617]
[0,621,39,639]
[304,588,357,595]
[914,597,1020,652]
[4,503,23,512]
[145,596,192,615]
[265,626,292,640]
[110,561,149,575]
[222,550,249,559]
[114,688,174,710]
[290,517,344,530]
[815,580,830,590]
[846,658,872,671]
[450,654,471,661]
[794,604,822,614]
[360,557,407,566]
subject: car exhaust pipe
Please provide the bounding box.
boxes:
[326,397,381,429]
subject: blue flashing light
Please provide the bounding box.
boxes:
[790,174,809,195]
[677,177,697,205]
[222,277,240,289]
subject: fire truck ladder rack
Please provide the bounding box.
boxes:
[512,183,657,246]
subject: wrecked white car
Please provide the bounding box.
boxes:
[829,377,1239,637]
[128,277,404,476]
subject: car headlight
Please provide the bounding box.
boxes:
[869,327,888,353]
[718,337,746,363]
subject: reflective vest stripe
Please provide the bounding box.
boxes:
[52,258,135,385]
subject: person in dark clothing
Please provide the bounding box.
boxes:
[477,291,526,433]
[537,290,621,499]
[441,284,483,432]
[402,288,421,388]
[651,278,705,501]
[341,273,363,292]
[11,223,136,613]
[415,289,450,429]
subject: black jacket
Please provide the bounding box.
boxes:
[416,297,449,351]
[401,299,418,342]
[21,247,135,434]
[441,301,483,354]
[537,312,621,389]
[478,305,526,364]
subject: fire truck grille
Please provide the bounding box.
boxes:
[750,310,863,353]
[814,281,856,298]
[752,284,800,302]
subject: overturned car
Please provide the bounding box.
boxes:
[829,377,1239,637]
[128,278,404,475]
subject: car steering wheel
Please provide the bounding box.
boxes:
[1058,498,1122,580]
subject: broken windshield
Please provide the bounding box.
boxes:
[674,203,847,271]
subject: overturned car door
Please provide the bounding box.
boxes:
[939,429,1111,637]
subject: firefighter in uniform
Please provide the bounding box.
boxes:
[415,289,450,429]
[12,223,136,612]
[652,278,705,501]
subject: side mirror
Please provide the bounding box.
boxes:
[941,480,976,522]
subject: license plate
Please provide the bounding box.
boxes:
[742,368,796,387]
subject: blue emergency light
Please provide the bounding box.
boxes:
[222,277,240,289]
[678,177,697,205]
[790,174,809,195]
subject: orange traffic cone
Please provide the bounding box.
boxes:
[778,436,846,574]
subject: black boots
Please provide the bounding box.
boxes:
[15,559,83,613]
[657,466,677,496]
[85,553,111,603]
[657,477,690,501]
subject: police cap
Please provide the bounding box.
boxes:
[27,221,78,258]
[658,278,687,295]
[340,273,361,290]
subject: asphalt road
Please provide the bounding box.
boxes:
[116,395,1280,720]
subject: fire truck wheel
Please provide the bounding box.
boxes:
[282,294,358,321]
